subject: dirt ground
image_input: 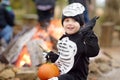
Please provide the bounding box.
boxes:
[97,46,120,80]
[88,30,120,80]
[96,30,120,80]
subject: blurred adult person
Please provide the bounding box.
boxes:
[68,0,92,23]
[0,0,15,44]
[33,0,56,28]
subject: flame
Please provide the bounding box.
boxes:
[15,19,63,67]
[15,46,31,68]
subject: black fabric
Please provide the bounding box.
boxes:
[79,16,99,36]
[37,7,54,22]
[33,0,56,27]
[58,74,75,80]
[62,14,84,26]
[0,4,7,29]
[46,10,99,80]
[45,19,100,79]
[60,31,99,80]
[46,51,59,62]
[47,31,99,80]
[4,6,15,26]
[79,30,100,57]
[34,0,55,7]
[0,4,15,29]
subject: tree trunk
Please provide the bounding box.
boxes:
[104,0,120,25]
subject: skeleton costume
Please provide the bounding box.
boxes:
[46,3,100,80]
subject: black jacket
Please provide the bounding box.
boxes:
[33,0,55,7]
[46,16,100,80]
[0,4,15,29]
[47,30,99,80]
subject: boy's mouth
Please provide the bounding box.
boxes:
[67,27,74,30]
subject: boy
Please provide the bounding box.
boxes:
[46,3,99,80]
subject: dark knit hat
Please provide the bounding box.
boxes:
[62,3,85,26]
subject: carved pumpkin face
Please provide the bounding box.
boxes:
[38,63,60,80]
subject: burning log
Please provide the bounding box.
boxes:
[5,27,46,67]
[0,19,64,68]
[0,27,32,64]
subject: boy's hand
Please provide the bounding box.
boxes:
[80,16,99,35]
[45,51,59,63]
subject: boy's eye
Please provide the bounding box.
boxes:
[64,19,69,22]
[64,18,69,21]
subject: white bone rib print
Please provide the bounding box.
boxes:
[55,37,77,74]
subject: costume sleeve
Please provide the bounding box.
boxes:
[84,31,100,57]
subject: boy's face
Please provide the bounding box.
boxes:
[63,17,80,35]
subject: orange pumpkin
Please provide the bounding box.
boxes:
[38,63,60,80]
